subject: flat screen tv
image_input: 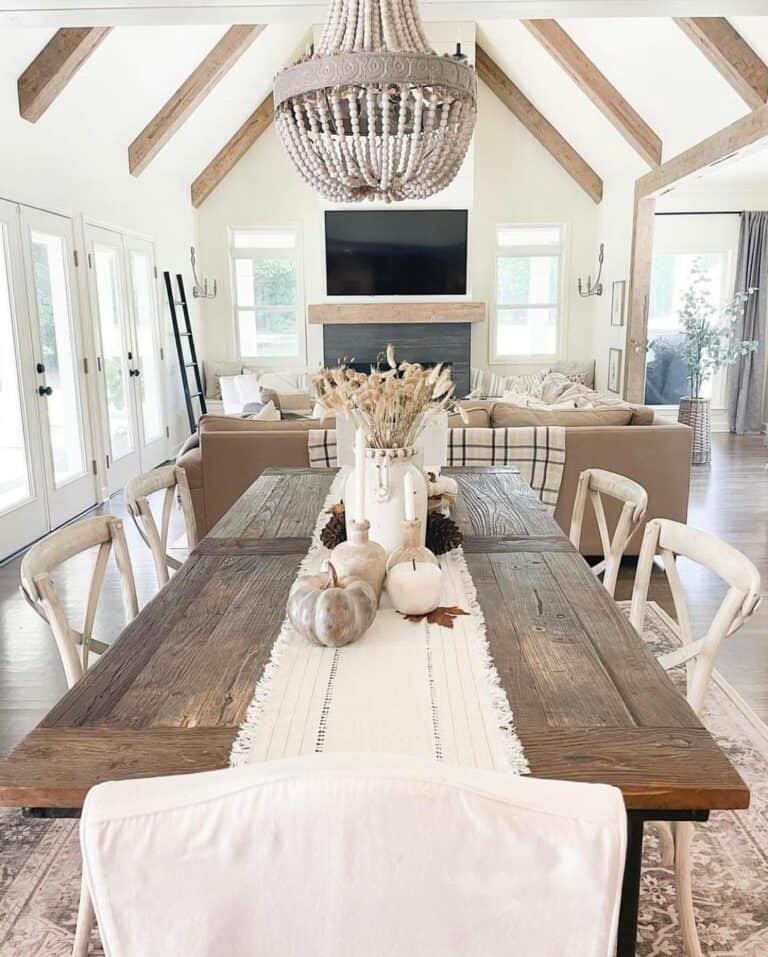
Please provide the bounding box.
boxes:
[325,209,468,296]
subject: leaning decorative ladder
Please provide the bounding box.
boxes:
[163,271,207,434]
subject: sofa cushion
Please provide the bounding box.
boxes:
[448,405,491,428]
[628,405,655,425]
[491,405,634,428]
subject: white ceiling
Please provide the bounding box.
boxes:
[2,15,768,196]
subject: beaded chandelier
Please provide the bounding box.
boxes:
[273,0,477,203]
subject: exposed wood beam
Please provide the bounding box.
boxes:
[636,100,768,197]
[675,18,768,110]
[522,19,661,167]
[17,27,111,122]
[624,193,656,403]
[475,44,602,203]
[191,92,273,207]
[129,24,265,176]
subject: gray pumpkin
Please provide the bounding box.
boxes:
[287,562,377,647]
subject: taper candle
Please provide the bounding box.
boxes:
[403,470,416,522]
[355,428,366,523]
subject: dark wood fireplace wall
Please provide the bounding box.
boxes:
[322,322,471,398]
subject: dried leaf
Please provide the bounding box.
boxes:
[403,606,469,629]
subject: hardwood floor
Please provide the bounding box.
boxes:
[0,434,766,759]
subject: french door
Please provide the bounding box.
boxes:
[0,201,96,559]
[85,225,167,494]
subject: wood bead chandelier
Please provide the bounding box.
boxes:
[273,0,477,203]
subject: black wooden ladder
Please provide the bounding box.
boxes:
[164,272,207,434]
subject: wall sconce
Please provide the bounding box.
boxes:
[578,243,604,297]
[190,246,217,299]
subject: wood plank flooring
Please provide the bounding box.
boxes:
[0,434,766,759]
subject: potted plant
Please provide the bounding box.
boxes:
[652,259,758,465]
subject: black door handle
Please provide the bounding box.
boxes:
[130,369,141,377]
[36,362,45,374]
[38,385,53,396]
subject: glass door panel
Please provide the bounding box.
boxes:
[94,242,134,460]
[21,207,95,528]
[0,200,48,559]
[126,237,167,467]
[29,229,87,484]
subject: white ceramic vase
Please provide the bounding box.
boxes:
[344,447,428,555]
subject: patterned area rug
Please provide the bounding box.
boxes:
[0,602,765,955]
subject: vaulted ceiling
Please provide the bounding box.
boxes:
[4,16,768,205]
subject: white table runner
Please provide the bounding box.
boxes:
[230,472,528,774]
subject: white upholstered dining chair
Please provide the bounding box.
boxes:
[569,468,648,598]
[629,518,761,957]
[19,515,138,689]
[124,464,198,588]
[80,754,627,957]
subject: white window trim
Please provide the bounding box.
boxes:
[489,222,567,365]
[228,224,306,367]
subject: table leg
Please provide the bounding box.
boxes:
[617,813,645,957]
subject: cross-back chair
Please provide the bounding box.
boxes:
[630,518,761,957]
[124,465,198,589]
[569,467,648,598]
[20,515,139,690]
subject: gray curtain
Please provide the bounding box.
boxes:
[728,211,768,434]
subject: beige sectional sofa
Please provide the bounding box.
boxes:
[177,401,692,557]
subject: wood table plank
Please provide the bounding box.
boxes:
[0,466,749,813]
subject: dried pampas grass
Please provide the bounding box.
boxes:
[313,347,467,449]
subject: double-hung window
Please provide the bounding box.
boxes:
[492,224,563,360]
[230,226,304,361]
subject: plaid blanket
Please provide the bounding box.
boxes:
[308,430,339,468]
[447,426,566,509]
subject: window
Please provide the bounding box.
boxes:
[230,226,304,360]
[492,224,563,360]
[645,251,730,407]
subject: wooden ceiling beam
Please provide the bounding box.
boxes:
[18,27,111,122]
[191,92,273,207]
[675,18,768,110]
[522,19,661,167]
[475,44,603,203]
[129,24,265,176]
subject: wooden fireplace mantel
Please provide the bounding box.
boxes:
[308,302,485,324]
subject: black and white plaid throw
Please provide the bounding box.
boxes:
[308,430,339,468]
[447,426,566,509]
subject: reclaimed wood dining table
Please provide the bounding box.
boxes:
[0,466,749,956]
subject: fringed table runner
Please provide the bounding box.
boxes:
[230,471,528,775]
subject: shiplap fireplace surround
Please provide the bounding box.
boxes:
[309,302,485,399]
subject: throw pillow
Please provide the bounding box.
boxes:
[219,375,242,415]
[250,370,303,394]
[248,400,280,421]
[234,373,263,406]
[548,361,595,390]
[204,361,243,400]
[503,371,546,394]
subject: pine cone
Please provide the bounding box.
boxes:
[320,511,347,549]
[426,512,463,555]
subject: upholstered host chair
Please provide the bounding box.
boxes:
[630,518,761,957]
[20,515,138,689]
[124,464,198,588]
[80,754,627,957]
[569,468,648,598]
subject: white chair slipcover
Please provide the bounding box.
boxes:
[81,754,626,957]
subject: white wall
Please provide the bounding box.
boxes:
[0,27,199,475]
[195,76,602,382]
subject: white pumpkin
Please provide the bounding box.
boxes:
[287,562,377,647]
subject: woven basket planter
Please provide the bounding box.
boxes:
[678,397,711,465]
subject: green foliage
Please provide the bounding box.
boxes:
[650,257,759,399]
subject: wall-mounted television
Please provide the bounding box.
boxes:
[324,209,468,297]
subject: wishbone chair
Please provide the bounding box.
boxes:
[630,518,762,957]
[124,464,198,589]
[569,468,648,598]
[19,515,139,689]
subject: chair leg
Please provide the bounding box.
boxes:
[655,820,675,867]
[674,821,703,957]
[72,873,94,957]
